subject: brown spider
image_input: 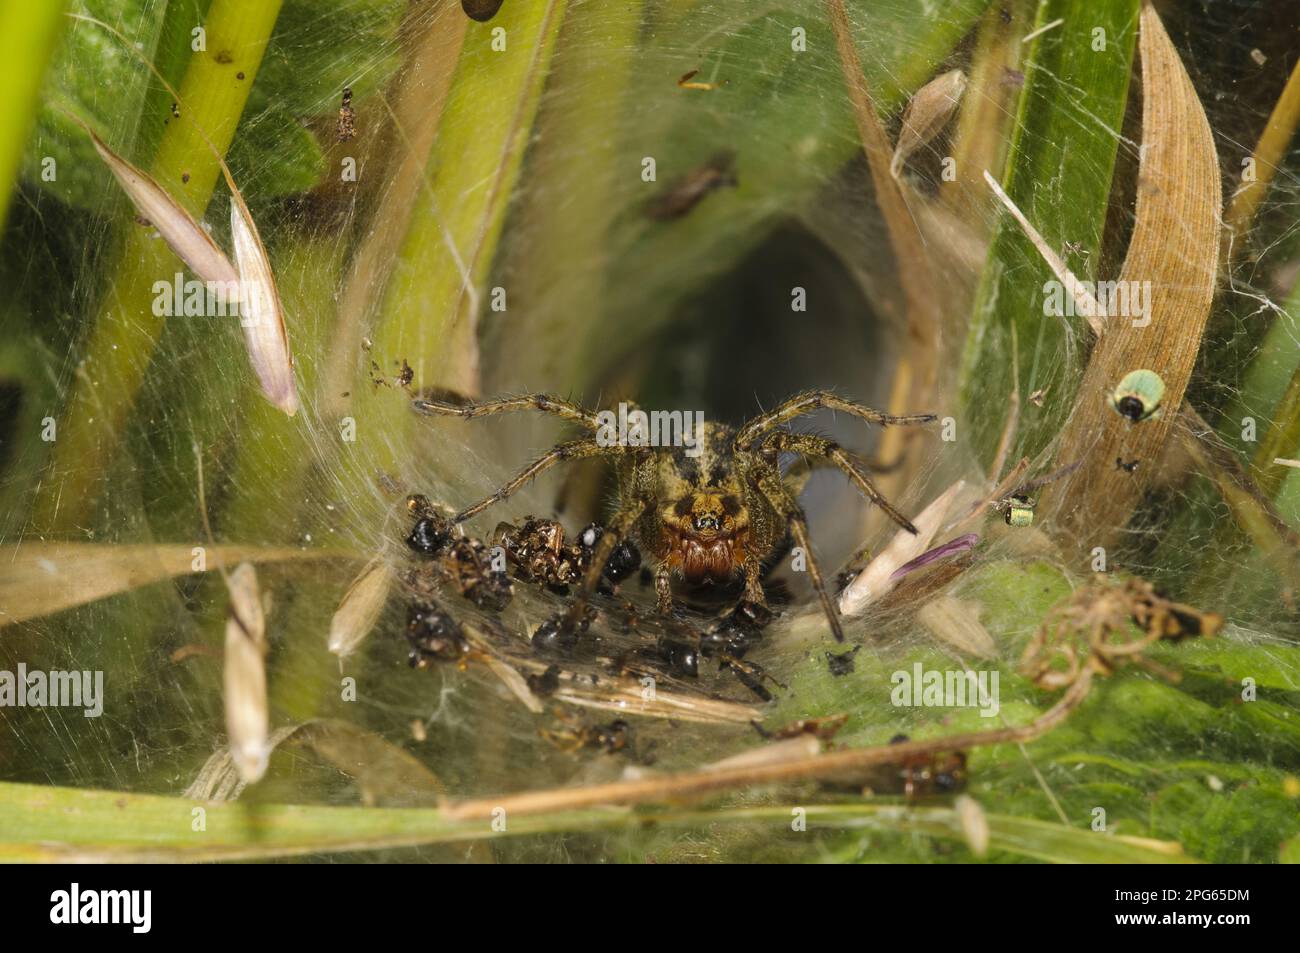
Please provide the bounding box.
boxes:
[413,390,936,641]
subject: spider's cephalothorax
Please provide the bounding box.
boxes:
[628,422,773,592]
[414,391,936,642]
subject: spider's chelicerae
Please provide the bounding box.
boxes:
[413,390,936,641]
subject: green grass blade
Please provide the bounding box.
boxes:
[958,0,1139,467]
[0,0,69,234]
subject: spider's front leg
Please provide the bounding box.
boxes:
[412,392,602,430]
[762,429,920,534]
[733,389,936,450]
[452,438,605,523]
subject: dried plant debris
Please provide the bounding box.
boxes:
[645,150,738,220]
[825,734,968,801]
[677,69,727,91]
[1020,577,1222,690]
[891,68,967,178]
[336,87,356,142]
[223,563,270,784]
[753,713,849,742]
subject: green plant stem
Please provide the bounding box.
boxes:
[34,0,284,533]
[0,779,1195,863]
[352,0,568,488]
[0,1,68,235]
[484,0,645,392]
[1247,275,1300,497]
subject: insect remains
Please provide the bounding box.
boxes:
[336,87,356,142]
[999,494,1035,527]
[461,0,504,22]
[1110,369,1165,423]
[645,151,738,220]
[677,69,728,91]
[413,390,936,643]
[990,460,1080,527]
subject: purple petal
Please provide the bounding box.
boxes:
[888,533,979,583]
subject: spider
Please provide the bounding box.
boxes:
[413,390,936,642]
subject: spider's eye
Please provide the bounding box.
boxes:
[694,514,720,531]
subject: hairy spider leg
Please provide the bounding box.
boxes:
[762,430,919,534]
[751,467,846,643]
[453,438,617,523]
[413,392,602,430]
[733,389,936,450]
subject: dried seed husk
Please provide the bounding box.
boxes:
[224,563,269,784]
[891,68,967,178]
[328,557,391,658]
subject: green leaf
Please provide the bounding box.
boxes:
[21,0,164,212]
[958,0,1140,466]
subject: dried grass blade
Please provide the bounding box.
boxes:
[0,542,349,627]
[1045,1,1221,540]
[983,169,1104,335]
[826,0,940,395]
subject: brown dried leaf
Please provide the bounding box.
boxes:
[0,543,347,627]
[1046,1,1221,541]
